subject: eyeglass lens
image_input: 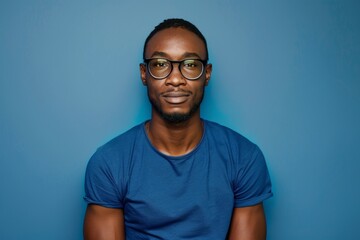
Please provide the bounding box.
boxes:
[147,59,204,80]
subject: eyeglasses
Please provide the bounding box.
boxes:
[144,58,207,80]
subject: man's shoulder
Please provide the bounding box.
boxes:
[97,122,145,154]
[204,120,252,141]
[203,119,258,152]
[86,122,146,173]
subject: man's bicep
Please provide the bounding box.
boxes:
[227,203,266,240]
[84,204,125,240]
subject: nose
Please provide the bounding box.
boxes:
[165,63,186,86]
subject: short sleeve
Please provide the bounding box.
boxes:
[84,149,124,208]
[233,145,273,207]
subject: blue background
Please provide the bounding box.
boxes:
[1,0,359,239]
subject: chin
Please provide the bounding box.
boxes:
[150,97,202,124]
[161,112,192,123]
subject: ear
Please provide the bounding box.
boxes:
[204,63,212,86]
[140,63,147,86]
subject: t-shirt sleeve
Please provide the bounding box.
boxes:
[84,149,124,208]
[233,145,273,207]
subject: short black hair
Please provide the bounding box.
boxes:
[143,18,209,61]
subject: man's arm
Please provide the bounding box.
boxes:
[83,204,125,240]
[227,203,267,240]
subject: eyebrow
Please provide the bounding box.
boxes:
[149,51,203,60]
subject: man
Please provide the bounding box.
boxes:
[83,18,272,240]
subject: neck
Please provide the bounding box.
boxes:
[146,112,204,156]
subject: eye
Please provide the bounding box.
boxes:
[183,60,198,69]
[151,59,170,68]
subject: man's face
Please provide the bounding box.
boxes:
[140,27,212,123]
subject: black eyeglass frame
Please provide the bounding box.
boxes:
[143,58,208,81]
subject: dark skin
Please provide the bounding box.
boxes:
[140,28,211,156]
[83,205,125,240]
[84,27,267,240]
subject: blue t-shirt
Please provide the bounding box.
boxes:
[84,120,272,239]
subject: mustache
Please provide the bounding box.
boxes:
[160,89,192,96]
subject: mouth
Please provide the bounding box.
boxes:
[161,91,191,104]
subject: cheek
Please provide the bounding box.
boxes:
[192,83,206,98]
[146,82,162,100]
[147,86,156,99]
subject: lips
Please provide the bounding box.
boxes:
[161,91,191,104]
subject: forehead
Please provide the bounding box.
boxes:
[145,27,207,60]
